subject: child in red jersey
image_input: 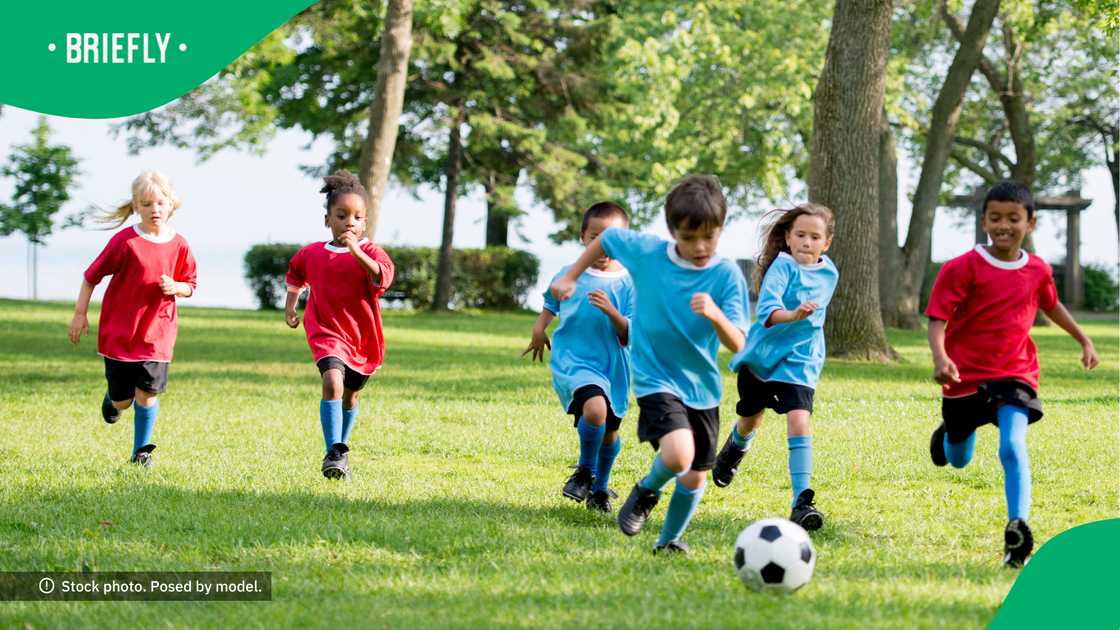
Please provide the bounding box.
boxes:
[925,180,1098,568]
[68,171,198,468]
[285,170,394,480]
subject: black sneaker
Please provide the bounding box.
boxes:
[102,396,121,424]
[562,465,595,503]
[130,444,156,468]
[930,423,948,467]
[322,443,350,480]
[1003,518,1034,568]
[712,435,748,487]
[652,540,690,555]
[618,482,660,536]
[586,489,617,513]
[790,488,824,531]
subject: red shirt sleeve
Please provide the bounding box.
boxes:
[175,240,198,293]
[286,246,307,292]
[925,255,972,322]
[1037,260,1058,311]
[84,232,124,286]
[364,242,394,293]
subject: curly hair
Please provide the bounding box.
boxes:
[320,170,368,210]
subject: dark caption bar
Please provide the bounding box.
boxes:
[0,572,271,601]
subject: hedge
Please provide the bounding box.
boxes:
[243,243,540,311]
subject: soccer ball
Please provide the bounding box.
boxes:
[733,518,816,593]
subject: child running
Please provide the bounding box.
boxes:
[285,170,395,481]
[552,175,750,554]
[710,204,837,531]
[524,202,635,513]
[925,180,1098,567]
[68,171,197,467]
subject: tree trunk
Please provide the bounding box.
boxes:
[878,113,901,328]
[484,173,510,247]
[357,0,413,241]
[433,106,465,312]
[808,0,895,359]
[891,0,1000,329]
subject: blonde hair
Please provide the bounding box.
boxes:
[98,171,182,228]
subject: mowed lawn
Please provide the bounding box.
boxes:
[0,298,1116,628]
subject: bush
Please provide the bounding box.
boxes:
[243,243,540,311]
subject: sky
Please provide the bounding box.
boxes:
[0,105,1117,312]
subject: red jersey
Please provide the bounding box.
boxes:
[286,240,395,375]
[925,245,1058,397]
[83,225,198,362]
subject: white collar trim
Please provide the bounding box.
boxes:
[132,224,176,243]
[666,242,719,270]
[974,244,1028,270]
[778,251,828,270]
[586,267,629,278]
[324,238,368,253]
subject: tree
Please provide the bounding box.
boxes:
[808,0,895,359]
[0,117,81,299]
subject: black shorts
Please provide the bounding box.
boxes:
[104,358,169,401]
[567,384,623,432]
[941,379,1044,444]
[636,393,720,471]
[736,368,815,416]
[316,357,370,391]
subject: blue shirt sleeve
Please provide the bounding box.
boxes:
[755,257,793,327]
[601,227,660,272]
[718,261,752,333]
[542,268,564,314]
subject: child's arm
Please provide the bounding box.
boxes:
[767,302,820,326]
[521,310,555,362]
[68,280,96,345]
[1042,304,1100,369]
[927,319,961,384]
[340,232,383,283]
[588,289,629,346]
[551,236,606,301]
[691,293,746,353]
[284,289,303,328]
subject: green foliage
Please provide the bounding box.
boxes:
[0,117,81,244]
[1080,263,1119,312]
[243,242,539,310]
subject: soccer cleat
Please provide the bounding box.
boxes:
[586,489,618,514]
[102,396,121,424]
[130,444,156,468]
[790,488,824,531]
[930,423,948,467]
[712,435,748,487]
[617,482,660,537]
[562,465,595,503]
[322,443,351,480]
[652,540,690,555]
[1003,518,1034,568]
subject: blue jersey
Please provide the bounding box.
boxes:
[543,265,635,418]
[600,227,751,409]
[730,252,838,389]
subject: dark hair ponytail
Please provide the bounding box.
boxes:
[320,170,368,210]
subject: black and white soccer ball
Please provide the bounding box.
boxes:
[733,518,816,593]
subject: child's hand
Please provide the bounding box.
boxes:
[932,357,961,385]
[521,328,551,362]
[339,231,361,252]
[285,308,301,329]
[551,278,576,302]
[587,289,617,316]
[1081,340,1100,369]
[159,274,178,296]
[690,292,720,320]
[68,313,89,345]
[790,301,819,322]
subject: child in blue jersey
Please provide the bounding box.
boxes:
[524,202,635,513]
[711,204,837,531]
[552,175,750,554]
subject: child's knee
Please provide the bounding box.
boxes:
[786,410,811,436]
[998,439,1025,468]
[581,397,608,425]
[678,469,706,490]
[321,370,343,399]
[134,389,157,407]
[343,389,360,408]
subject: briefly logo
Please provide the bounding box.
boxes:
[47,33,186,64]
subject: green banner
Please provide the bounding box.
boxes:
[990,518,1120,629]
[0,1,317,118]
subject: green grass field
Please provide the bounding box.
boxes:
[0,298,1116,628]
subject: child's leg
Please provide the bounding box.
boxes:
[577,396,609,474]
[733,412,763,449]
[640,428,694,492]
[320,369,344,451]
[997,404,1031,521]
[132,388,158,454]
[944,431,977,468]
[341,389,360,445]
[592,429,620,493]
[657,468,706,546]
[787,411,812,506]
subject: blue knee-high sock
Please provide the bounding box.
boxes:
[320,400,343,451]
[788,436,812,506]
[656,479,706,545]
[639,453,677,493]
[133,400,158,454]
[944,431,977,468]
[730,424,756,450]
[592,435,621,493]
[576,417,606,473]
[341,404,359,445]
[998,404,1031,521]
